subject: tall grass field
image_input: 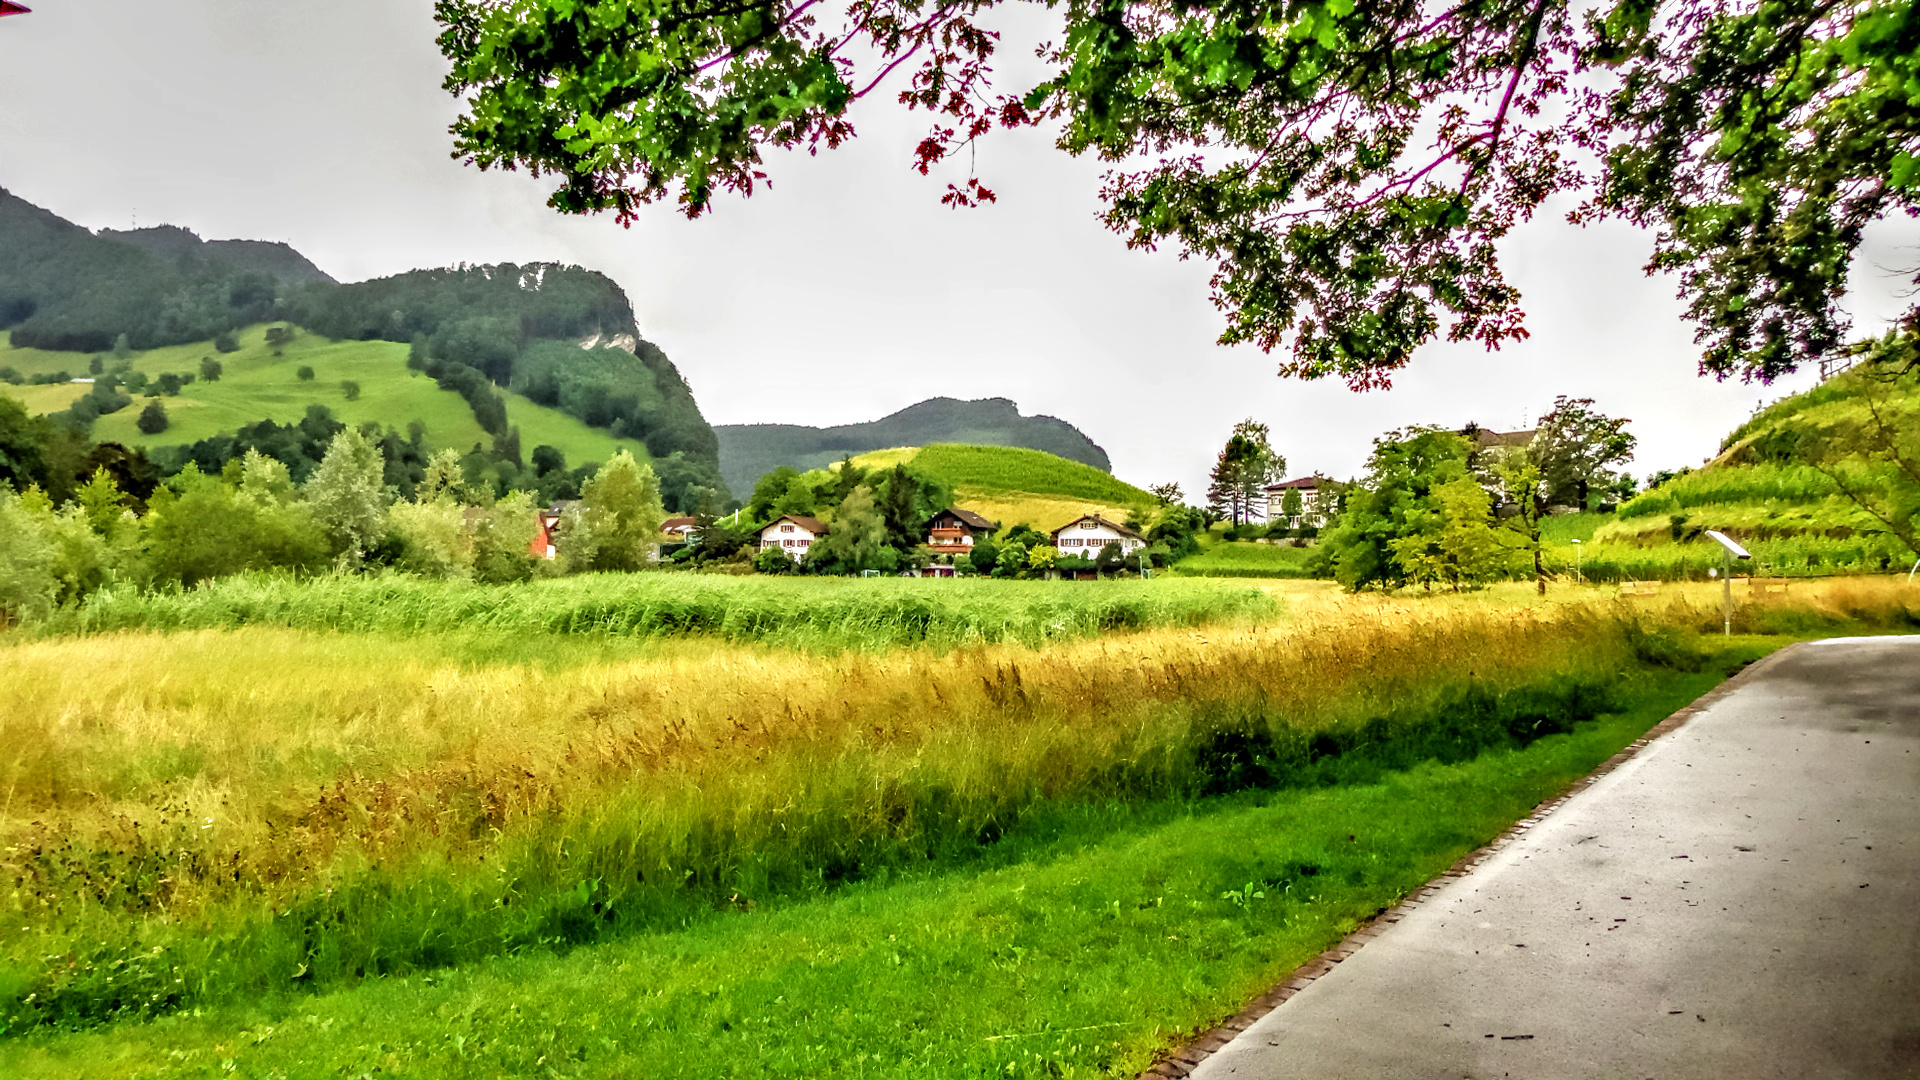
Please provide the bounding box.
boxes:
[40,573,1277,650]
[2,576,1915,1076]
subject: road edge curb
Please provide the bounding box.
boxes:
[1136,644,1803,1079]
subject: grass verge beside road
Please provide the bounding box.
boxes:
[0,644,1772,1079]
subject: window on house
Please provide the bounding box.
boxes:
[780,524,794,532]
[1079,520,1096,529]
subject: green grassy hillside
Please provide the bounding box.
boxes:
[848,443,1154,530]
[717,397,1112,498]
[0,326,648,470]
[1576,364,1920,580]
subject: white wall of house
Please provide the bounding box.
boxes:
[758,520,819,559]
[1051,518,1145,555]
[1265,486,1329,526]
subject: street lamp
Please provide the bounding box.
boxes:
[1705,530,1752,636]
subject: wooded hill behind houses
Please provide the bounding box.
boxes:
[0,187,726,502]
[716,397,1112,499]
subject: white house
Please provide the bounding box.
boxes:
[1263,477,1332,527]
[1049,514,1146,557]
[758,515,826,560]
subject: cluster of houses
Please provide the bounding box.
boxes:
[752,508,1149,577]
[526,499,1148,576]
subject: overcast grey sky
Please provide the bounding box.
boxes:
[3,1,1913,498]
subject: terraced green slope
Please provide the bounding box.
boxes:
[0,326,648,469]
[1579,364,1920,580]
[848,443,1154,530]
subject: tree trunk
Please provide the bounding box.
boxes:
[1534,538,1546,595]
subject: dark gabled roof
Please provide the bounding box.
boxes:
[765,515,828,535]
[1462,426,1537,448]
[660,516,700,530]
[1049,514,1144,541]
[929,507,996,531]
[1263,476,1323,492]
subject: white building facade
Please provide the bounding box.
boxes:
[1049,515,1146,557]
[758,515,825,560]
[1263,478,1331,527]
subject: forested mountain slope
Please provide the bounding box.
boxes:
[98,225,335,287]
[717,397,1110,498]
[0,187,727,500]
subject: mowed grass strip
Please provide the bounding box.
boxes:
[0,655,1763,1079]
[1173,541,1317,579]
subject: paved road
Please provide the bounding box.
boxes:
[1192,636,1920,1080]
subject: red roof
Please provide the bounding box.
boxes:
[0,3,30,15]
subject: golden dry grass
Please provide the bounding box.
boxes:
[2,576,1914,1031]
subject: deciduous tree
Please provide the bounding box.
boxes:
[438,0,1920,385]
[305,428,392,564]
[1530,397,1635,510]
[569,449,667,571]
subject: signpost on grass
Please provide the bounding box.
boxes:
[1705,530,1752,636]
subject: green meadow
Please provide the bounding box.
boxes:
[848,444,1156,531]
[1,326,648,469]
[3,575,1916,1078]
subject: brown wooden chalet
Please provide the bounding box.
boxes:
[925,508,996,557]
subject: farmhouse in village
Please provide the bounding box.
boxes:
[759,515,826,560]
[661,516,702,542]
[530,499,578,559]
[925,508,996,557]
[1263,477,1333,528]
[1050,514,1146,558]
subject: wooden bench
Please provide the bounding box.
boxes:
[1746,577,1792,596]
[1619,580,1664,596]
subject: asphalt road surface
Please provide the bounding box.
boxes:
[1191,636,1920,1080]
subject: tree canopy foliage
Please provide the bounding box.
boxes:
[436,0,1920,385]
[1206,419,1285,524]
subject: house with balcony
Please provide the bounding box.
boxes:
[925,508,996,557]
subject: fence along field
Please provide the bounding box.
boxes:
[7,577,1918,1045]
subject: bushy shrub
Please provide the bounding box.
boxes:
[135,401,168,435]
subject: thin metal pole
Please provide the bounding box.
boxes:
[1722,552,1733,637]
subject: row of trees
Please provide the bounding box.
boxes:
[1202,398,1637,534]
[0,424,673,620]
[1314,417,1628,594]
